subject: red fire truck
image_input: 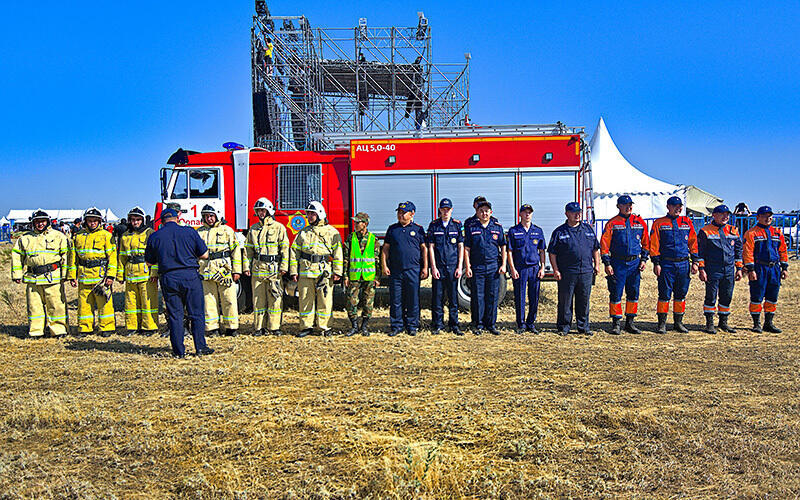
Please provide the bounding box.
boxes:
[156,124,593,308]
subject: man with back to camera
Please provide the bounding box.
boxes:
[382,201,428,336]
[548,202,601,336]
[144,208,214,358]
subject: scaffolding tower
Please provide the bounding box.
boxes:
[251,3,470,151]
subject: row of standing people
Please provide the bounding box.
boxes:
[10,195,789,347]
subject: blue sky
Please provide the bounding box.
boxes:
[1,0,798,218]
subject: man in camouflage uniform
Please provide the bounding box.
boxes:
[244,197,289,336]
[197,204,242,336]
[68,207,118,337]
[116,206,159,335]
[290,201,343,337]
[11,210,70,338]
[343,212,380,336]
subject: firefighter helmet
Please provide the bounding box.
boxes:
[127,206,146,218]
[83,207,104,220]
[29,209,50,222]
[253,197,274,216]
[306,201,326,220]
[201,204,218,216]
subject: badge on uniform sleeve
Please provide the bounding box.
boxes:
[451,237,457,244]
[685,235,689,240]
[533,239,538,244]
[492,234,498,240]
[410,231,416,236]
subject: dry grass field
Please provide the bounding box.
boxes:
[1,244,799,498]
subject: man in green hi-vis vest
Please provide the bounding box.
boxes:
[343,212,381,336]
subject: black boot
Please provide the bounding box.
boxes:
[764,313,782,333]
[360,317,370,336]
[297,328,312,338]
[751,314,762,333]
[656,313,667,334]
[346,317,359,337]
[609,318,621,335]
[673,313,689,333]
[624,315,641,334]
[703,313,716,334]
[718,314,735,333]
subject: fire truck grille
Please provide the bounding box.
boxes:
[278,164,323,210]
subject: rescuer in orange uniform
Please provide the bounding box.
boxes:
[649,196,699,334]
[743,205,788,333]
[600,195,649,335]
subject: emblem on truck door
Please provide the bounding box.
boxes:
[289,213,308,233]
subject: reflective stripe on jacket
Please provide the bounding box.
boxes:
[11,228,69,284]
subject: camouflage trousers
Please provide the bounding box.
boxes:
[346,280,377,319]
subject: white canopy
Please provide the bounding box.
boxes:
[590,117,685,219]
[6,209,120,223]
[0,217,9,226]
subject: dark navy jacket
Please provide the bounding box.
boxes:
[507,223,545,268]
[465,220,506,272]
[547,222,599,274]
[697,222,742,273]
[426,218,463,271]
[145,221,208,274]
[385,222,426,272]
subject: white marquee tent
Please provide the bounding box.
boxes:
[590,117,685,220]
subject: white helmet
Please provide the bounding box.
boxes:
[253,197,274,216]
[306,201,326,220]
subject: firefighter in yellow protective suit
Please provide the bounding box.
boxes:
[290,201,343,337]
[244,197,289,336]
[116,206,159,335]
[197,204,242,336]
[11,210,70,338]
[68,207,117,336]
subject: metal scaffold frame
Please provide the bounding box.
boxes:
[251,6,471,151]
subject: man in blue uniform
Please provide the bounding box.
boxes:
[698,204,743,334]
[506,203,546,334]
[599,195,649,335]
[464,195,498,230]
[381,201,428,336]
[548,202,601,336]
[464,200,506,335]
[427,198,464,335]
[144,208,214,358]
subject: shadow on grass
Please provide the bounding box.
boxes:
[64,339,171,356]
[0,324,29,339]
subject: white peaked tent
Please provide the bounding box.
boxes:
[590,117,685,219]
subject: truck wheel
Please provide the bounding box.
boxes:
[456,273,508,310]
[237,274,253,314]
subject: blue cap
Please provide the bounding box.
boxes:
[439,198,453,209]
[519,203,534,213]
[712,204,731,214]
[397,201,416,212]
[667,196,683,206]
[473,195,486,204]
[756,205,773,215]
[565,202,581,212]
[161,208,178,218]
[617,195,633,205]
